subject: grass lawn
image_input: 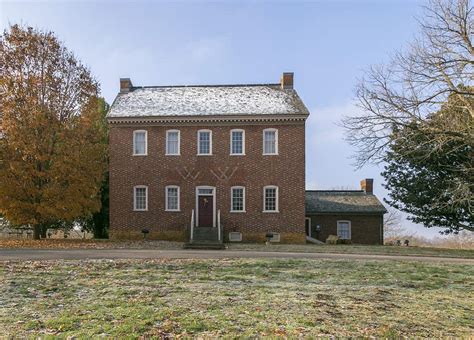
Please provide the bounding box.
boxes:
[228,243,474,258]
[0,258,473,337]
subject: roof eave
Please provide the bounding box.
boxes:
[107,112,309,124]
[306,210,387,215]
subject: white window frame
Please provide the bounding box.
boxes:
[263,128,278,155]
[133,130,148,156]
[263,185,279,213]
[337,220,352,240]
[133,185,148,211]
[230,186,246,213]
[165,185,180,212]
[230,129,245,155]
[197,129,213,155]
[166,130,180,156]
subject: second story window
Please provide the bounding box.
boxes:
[133,130,147,156]
[230,129,245,155]
[263,128,278,155]
[166,130,180,155]
[198,130,212,155]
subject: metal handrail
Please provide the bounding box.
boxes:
[190,209,194,242]
[217,209,221,242]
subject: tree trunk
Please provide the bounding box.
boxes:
[33,225,41,240]
[40,225,47,239]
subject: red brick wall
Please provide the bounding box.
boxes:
[306,214,384,245]
[109,121,306,243]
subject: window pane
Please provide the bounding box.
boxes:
[232,188,244,211]
[134,132,146,155]
[264,131,276,154]
[199,131,210,154]
[231,131,243,154]
[265,187,277,211]
[135,187,147,210]
[337,222,350,239]
[167,187,179,210]
[167,131,179,154]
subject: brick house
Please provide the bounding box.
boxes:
[305,179,387,244]
[107,73,309,244]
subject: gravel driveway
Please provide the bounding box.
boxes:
[1,248,473,264]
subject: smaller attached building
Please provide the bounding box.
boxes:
[305,179,387,245]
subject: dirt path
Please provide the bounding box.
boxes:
[1,248,473,264]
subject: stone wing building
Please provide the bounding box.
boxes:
[107,73,309,244]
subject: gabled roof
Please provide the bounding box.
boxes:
[107,84,309,119]
[306,190,387,214]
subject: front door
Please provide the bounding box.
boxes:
[198,195,213,227]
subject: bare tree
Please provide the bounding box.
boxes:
[343,0,473,166]
[384,209,411,240]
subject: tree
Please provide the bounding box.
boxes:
[344,0,473,165]
[0,25,107,239]
[382,94,473,233]
[82,98,109,239]
[383,209,407,240]
[342,0,473,233]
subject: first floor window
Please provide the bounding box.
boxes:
[133,130,147,155]
[166,130,180,155]
[166,186,180,211]
[134,186,148,211]
[198,130,212,155]
[263,186,278,212]
[337,221,351,239]
[231,186,245,212]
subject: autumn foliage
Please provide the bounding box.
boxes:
[0,25,107,239]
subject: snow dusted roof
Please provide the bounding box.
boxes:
[306,191,387,214]
[107,84,309,118]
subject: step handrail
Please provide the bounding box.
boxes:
[217,209,221,242]
[190,209,195,242]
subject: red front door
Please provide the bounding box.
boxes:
[198,195,213,227]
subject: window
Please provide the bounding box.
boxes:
[133,130,147,155]
[263,128,278,155]
[263,186,279,212]
[133,186,148,211]
[166,130,180,155]
[231,186,245,212]
[230,129,245,155]
[337,221,351,240]
[166,186,180,211]
[198,188,213,195]
[198,130,212,155]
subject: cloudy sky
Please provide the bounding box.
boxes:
[1,0,444,237]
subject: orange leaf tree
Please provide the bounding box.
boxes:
[0,25,107,239]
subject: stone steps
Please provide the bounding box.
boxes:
[183,242,226,250]
[193,227,219,242]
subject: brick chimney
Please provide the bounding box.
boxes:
[360,178,374,194]
[120,78,133,93]
[280,72,294,89]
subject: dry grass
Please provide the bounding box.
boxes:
[0,258,472,337]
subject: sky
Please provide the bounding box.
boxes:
[1,0,445,237]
